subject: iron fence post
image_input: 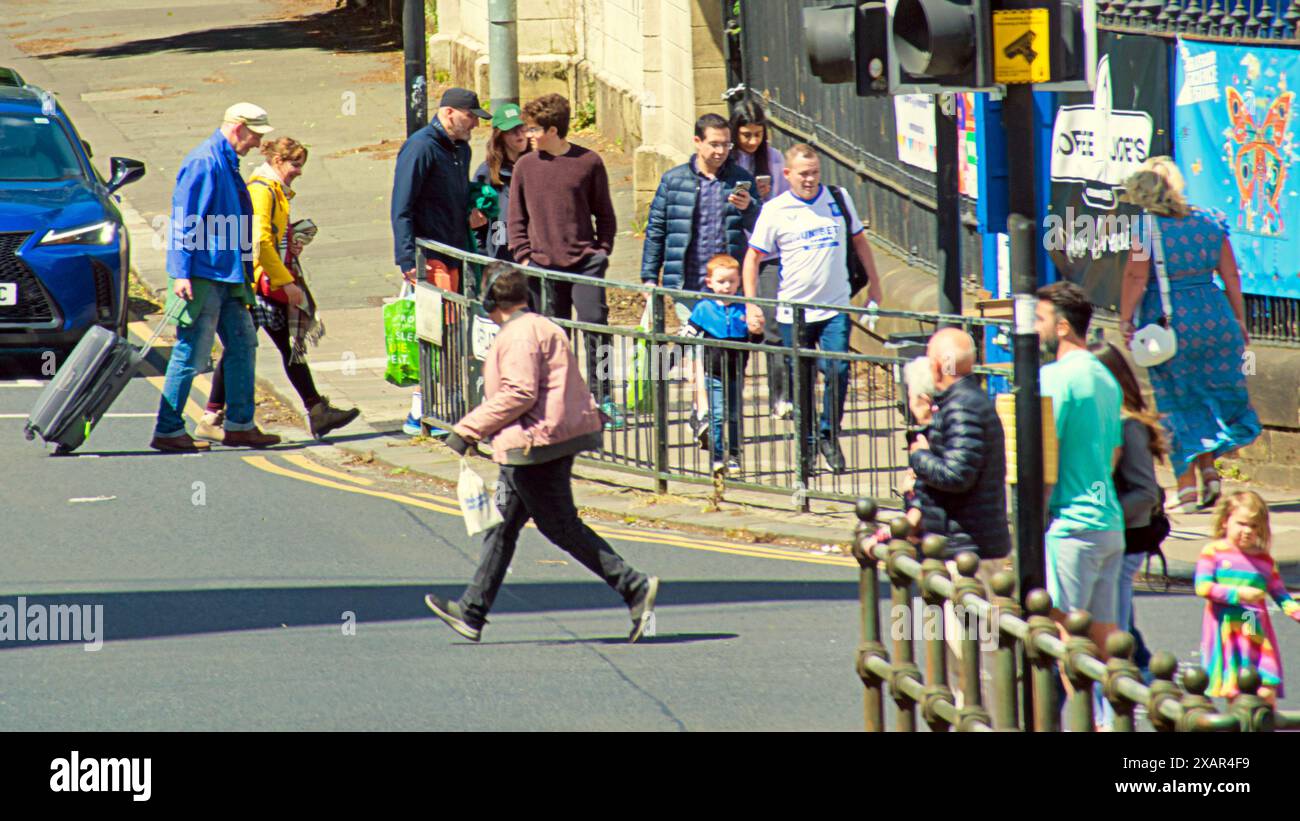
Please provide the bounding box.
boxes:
[1178,667,1223,733]
[1147,652,1182,733]
[853,500,886,732]
[1229,666,1275,732]
[1103,632,1141,734]
[989,571,1021,730]
[952,552,993,731]
[887,517,919,732]
[1024,590,1061,732]
[1063,612,1100,733]
[920,535,952,732]
[791,307,809,511]
[652,290,669,495]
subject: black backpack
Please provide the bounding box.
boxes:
[827,185,869,297]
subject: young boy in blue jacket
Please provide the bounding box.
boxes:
[685,255,752,474]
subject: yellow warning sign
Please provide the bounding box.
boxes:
[993,8,1050,84]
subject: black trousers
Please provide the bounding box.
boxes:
[529,253,612,400]
[210,316,320,411]
[459,454,647,626]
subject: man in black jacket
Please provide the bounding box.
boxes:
[390,87,490,288]
[908,327,1010,705]
[908,328,1011,565]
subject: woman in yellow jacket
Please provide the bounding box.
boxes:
[199,137,359,440]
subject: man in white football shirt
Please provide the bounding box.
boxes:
[742,144,883,475]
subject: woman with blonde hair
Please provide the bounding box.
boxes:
[200,136,359,441]
[1119,156,1259,513]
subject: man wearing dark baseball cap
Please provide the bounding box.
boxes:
[390,87,490,434]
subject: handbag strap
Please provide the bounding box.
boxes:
[1147,215,1174,323]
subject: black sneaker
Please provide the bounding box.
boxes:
[424,594,483,642]
[628,576,660,643]
[819,436,847,475]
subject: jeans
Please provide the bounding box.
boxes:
[1095,551,1150,726]
[209,314,321,412]
[704,356,744,462]
[458,455,648,626]
[778,312,850,447]
[531,254,611,400]
[155,283,257,437]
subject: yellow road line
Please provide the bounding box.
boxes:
[242,455,855,568]
[281,454,376,486]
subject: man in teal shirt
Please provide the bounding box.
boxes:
[1035,282,1125,658]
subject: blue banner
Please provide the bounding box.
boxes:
[1174,39,1300,299]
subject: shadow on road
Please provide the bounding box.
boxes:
[0,581,860,649]
[35,6,400,61]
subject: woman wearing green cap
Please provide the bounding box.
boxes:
[472,103,531,261]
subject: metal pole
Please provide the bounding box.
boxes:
[403,0,428,137]
[935,94,961,321]
[488,0,520,111]
[1002,82,1045,728]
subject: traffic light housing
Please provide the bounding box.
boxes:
[804,0,1096,96]
[804,2,890,97]
[891,0,994,93]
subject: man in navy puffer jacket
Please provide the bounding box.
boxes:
[640,113,759,300]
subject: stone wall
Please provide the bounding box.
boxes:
[429,0,725,221]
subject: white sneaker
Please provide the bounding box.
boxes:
[771,400,793,421]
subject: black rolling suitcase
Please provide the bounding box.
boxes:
[24,305,177,454]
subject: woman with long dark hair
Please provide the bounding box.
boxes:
[729,98,788,202]
[1090,341,1170,718]
[472,103,531,261]
[730,98,791,417]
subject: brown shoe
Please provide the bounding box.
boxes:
[308,397,361,439]
[150,433,211,453]
[222,428,281,449]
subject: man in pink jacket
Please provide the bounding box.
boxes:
[425,265,660,643]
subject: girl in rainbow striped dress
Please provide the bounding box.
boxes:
[1195,491,1300,703]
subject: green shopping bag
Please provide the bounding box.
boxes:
[384,284,420,387]
[625,299,654,413]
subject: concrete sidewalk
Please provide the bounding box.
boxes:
[6,0,1300,580]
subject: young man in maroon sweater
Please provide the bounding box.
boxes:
[507,94,621,424]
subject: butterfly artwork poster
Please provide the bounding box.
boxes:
[1175,38,1300,300]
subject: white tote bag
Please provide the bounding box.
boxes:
[457,458,504,537]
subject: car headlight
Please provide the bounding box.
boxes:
[38,221,117,246]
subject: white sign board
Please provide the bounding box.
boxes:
[1049,55,1153,210]
[471,313,499,361]
[414,283,443,346]
[894,94,937,173]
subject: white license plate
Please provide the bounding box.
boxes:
[0,283,15,307]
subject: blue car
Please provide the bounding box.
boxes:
[0,73,145,353]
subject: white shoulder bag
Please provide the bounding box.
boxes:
[1130,215,1178,368]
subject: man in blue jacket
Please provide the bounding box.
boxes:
[390,87,490,435]
[152,103,281,452]
[391,87,490,288]
[640,113,757,442]
[641,113,758,302]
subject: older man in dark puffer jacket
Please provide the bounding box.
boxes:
[908,328,1011,567]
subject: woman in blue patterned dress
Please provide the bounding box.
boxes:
[1119,157,1260,513]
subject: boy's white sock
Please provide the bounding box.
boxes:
[409,390,422,419]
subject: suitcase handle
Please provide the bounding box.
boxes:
[131,297,187,364]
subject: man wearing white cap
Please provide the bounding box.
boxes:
[152,102,282,452]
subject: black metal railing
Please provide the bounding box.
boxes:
[413,237,1013,511]
[852,502,1300,732]
[1099,0,1300,40]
